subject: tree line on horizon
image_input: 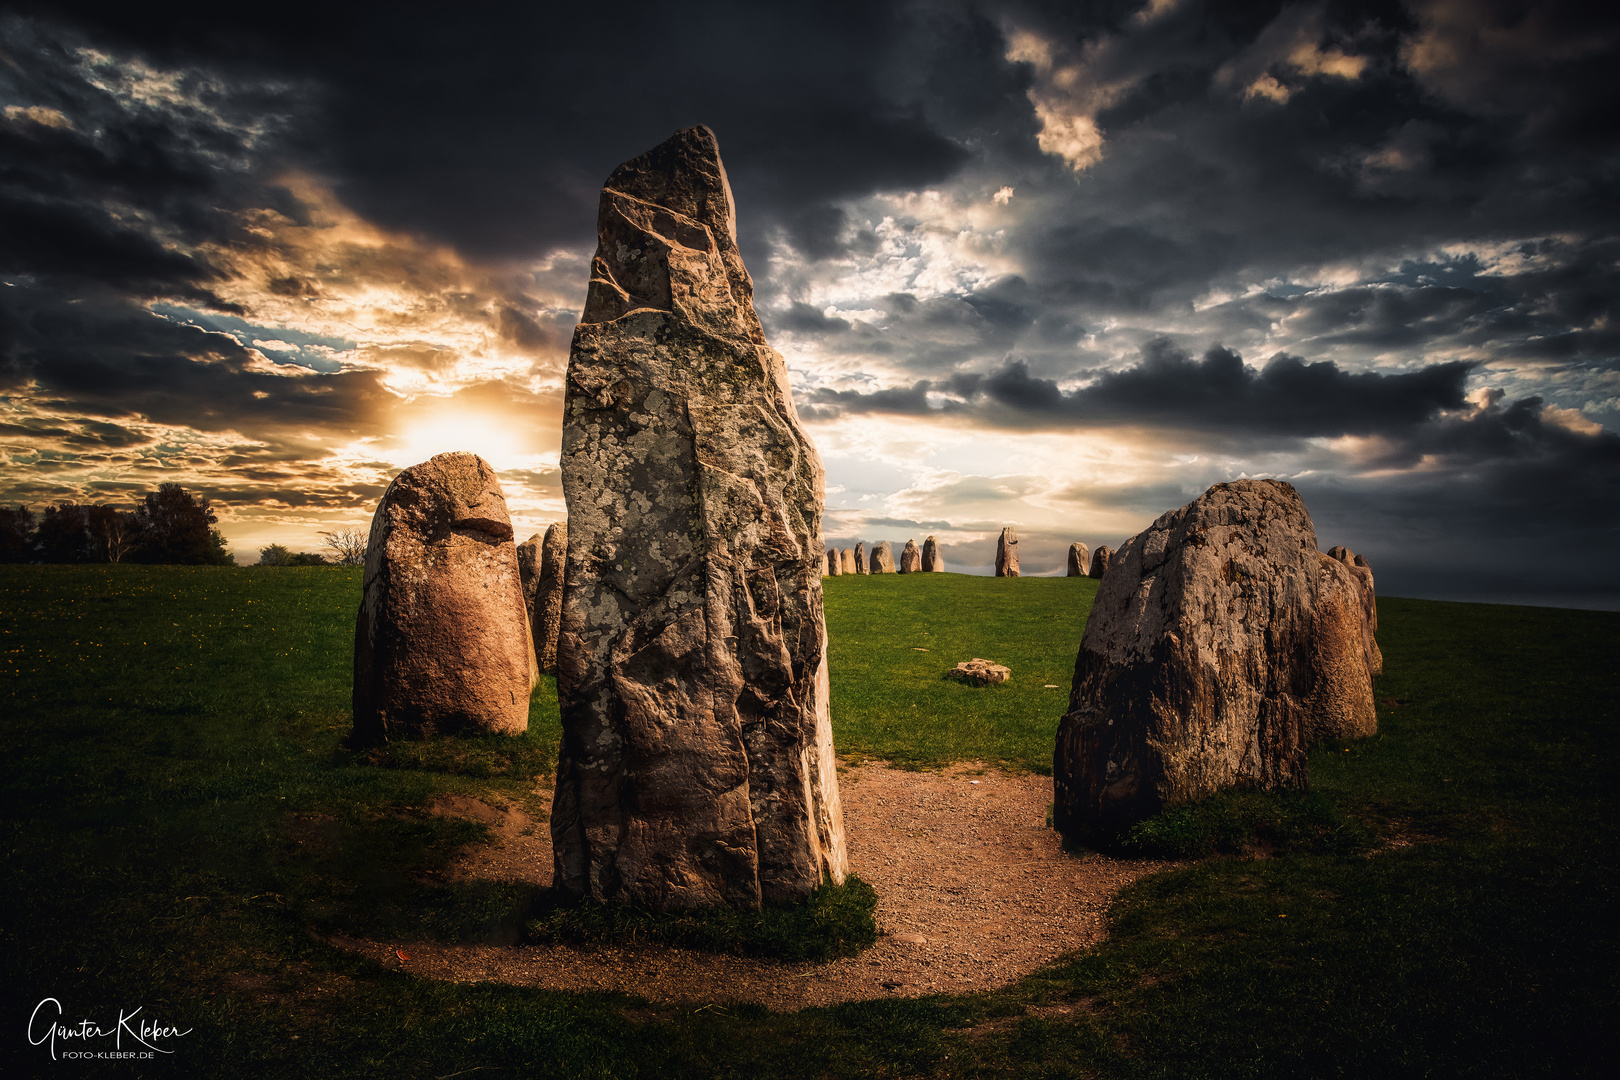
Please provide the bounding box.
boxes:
[0,482,232,566]
[0,483,370,568]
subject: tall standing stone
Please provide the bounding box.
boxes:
[1067,543,1089,577]
[995,527,1019,577]
[352,452,538,745]
[870,541,896,573]
[899,539,921,573]
[1053,480,1375,847]
[827,548,842,576]
[532,521,567,674]
[840,548,856,574]
[1326,545,1382,677]
[517,533,543,616]
[552,126,847,911]
[1088,545,1112,578]
[854,542,867,574]
[921,535,943,572]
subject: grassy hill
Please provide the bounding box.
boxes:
[1,566,1614,1077]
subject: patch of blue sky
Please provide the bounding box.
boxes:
[150,304,355,373]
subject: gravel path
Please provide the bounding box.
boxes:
[332,763,1176,1010]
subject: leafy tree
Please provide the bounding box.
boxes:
[288,552,328,566]
[36,503,96,563]
[258,543,293,567]
[320,528,368,566]
[87,505,137,564]
[0,504,35,563]
[130,483,233,565]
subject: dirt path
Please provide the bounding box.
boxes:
[332,763,1176,1010]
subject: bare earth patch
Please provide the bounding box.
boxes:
[330,763,1176,1010]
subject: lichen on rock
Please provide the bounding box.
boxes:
[552,126,848,911]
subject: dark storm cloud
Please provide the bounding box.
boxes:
[0,284,390,438]
[0,15,303,305]
[22,0,980,265]
[809,341,1472,436]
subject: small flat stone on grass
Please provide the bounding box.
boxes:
[947,658,1011,685]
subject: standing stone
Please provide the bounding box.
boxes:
[1326,545,1382,677]
[352,452,538,745]
[995,527,1019,577]
[854,542,867,574]
[920,535,943,572]
[899,539,921,573]
[1067,543,1089,577]
[1052,480,1376,847]
[532,521,567,674]
[827,548,842,576]
[840,548,856,574]
[552,126,847,911]
[870,541,896,573]
[517,533,543,616]
[1088,545,1112,578]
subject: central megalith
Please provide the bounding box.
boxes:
[900,539,921,573]
[352,452,538,745]
[996,527,1019,577]
[854,542,867,574]
[552,126,848,911]
[1067,543,1089,577]
[921,535,943,572]
[1052,480,1375,847]
[870,541,896,573]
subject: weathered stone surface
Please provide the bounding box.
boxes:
[827,548,842,576]
[353,452,538,745]
[995,527,1019,577]
[1088,546,1111,579]
[900,539,921,573]
[947,658,1011,685]
[1067,543,1089,577]
[552,126,847,911]
[517,533,543,616]
[532,521,566,674]
[840,548,856,574]
[870,541,896,573]
[921,535,943,572]
[854,542,867,574]
[1053,480,1376,847]
[1326,545,1382,677]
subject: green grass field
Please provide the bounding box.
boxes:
[2,566,1615,1077]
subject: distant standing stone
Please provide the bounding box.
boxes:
[947,658,1011,686]
[552,126,847,911]
[352,452,538,745]
[516,533,543,616]
[1325,545,1382,676]
[840,548,856,574]
[827,548,842,576]
[1052,480,1376,848]
[533,521,566,674]
[1088,545,1111,578]
[899,539,921,573]
[1067,543,1089,577]
[996,527,1019,577]
[921,535,943,572]
[854,542,867,574]
[870,541,896,573]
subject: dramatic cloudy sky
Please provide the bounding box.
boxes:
[2,0,1617,606]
